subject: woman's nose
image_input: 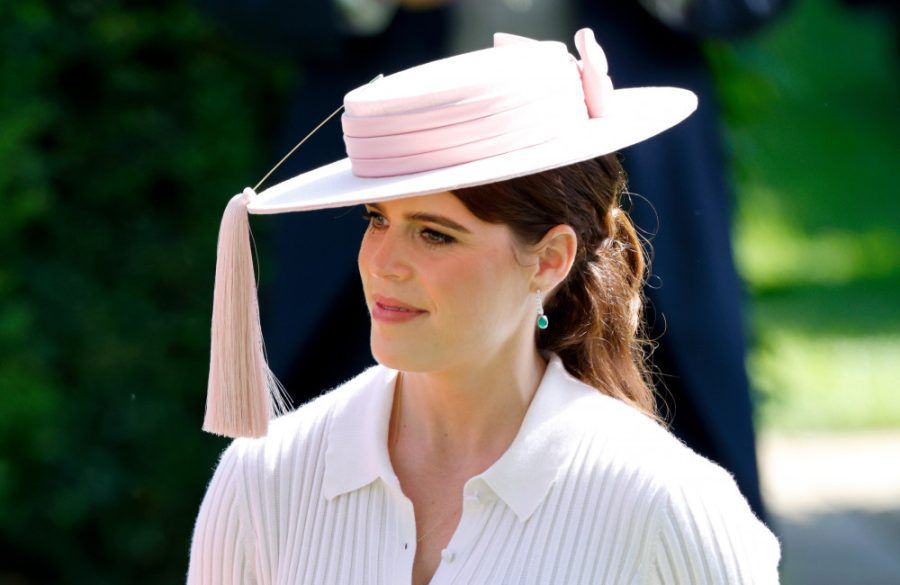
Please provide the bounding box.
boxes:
[365,230,412,281]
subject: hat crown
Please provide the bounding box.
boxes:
[340,32,618,178]
[343,40,572,117]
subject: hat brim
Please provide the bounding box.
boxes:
[248,86,697,214]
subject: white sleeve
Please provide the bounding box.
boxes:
[647,460,782,585]
[187,440,257,585]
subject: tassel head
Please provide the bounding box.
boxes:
[203,187,290,438]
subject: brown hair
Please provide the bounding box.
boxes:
[453,154,663,424]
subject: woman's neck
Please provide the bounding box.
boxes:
[391,345,548,466]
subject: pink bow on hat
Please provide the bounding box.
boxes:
[494,28,615,118]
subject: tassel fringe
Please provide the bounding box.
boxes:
[203,187,291,438]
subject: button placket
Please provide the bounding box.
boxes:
[400,497,416,552]
[388,482,417,582]
[431,479,499,583]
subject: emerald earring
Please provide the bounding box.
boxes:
[536,290,549,330]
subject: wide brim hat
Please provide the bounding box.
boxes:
[203,28,698,438]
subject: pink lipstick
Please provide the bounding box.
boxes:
[371,295,427,323]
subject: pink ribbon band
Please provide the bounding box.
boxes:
[348,115,585,177]
[344,83,586,159]
[342,67,578,138]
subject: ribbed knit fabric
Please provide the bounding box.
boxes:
[187,355,781,584]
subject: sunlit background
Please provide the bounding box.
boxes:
[0,0,897,583]
[713,2,900,582]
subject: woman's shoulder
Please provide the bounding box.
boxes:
[562,377,765,518]
[599,399,759,520]
[565,387,781,580]
[561,379,700,473]
[643,433,782,581]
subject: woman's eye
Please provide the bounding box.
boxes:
[421,228,455,246]
[361,209,454,246]
[361,209,387,229]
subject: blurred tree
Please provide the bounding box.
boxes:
[0,1,291,582]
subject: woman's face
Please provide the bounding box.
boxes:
[357,192,536,373]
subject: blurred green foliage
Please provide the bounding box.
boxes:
[707,0,900,430]
[0,1,291,582]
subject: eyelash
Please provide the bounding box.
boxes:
[361,209,456,247]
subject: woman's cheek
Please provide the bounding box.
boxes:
[441,264,498,330]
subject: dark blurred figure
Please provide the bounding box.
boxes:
[195,0,791,525]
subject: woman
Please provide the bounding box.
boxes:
[188,29,781,584]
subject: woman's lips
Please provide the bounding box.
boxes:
[371,296,427,323]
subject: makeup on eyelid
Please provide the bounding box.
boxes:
[361,209,457,246]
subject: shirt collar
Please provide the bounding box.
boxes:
[323,364,399,501]
[322,354,598,522]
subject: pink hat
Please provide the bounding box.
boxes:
[203,28,698,438]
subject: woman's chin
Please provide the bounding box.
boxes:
[370,336,436,373]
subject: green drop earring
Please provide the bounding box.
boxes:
[536,290,549,330]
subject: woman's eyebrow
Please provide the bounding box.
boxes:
[368,203,472,234]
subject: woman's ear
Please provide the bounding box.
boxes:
[531,224,578,294]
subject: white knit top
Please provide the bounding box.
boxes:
[187,354,781,584]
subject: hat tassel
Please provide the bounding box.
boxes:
[204,187,290,438]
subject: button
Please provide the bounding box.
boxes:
[465,490,495,505]
[441,549,456,563]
